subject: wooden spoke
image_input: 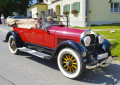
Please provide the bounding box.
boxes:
[72,63,77,65]
[64,65,67,67]
[72,59,76,62]
[66,66,69,71]
[69,54,70,59]
[71,56,73,60]
[70,67,71,72]
[65,55,68,59]
[63,61,67,64]
[72,65,77,69]
[63,58,67,61]
[71,67,75,72]
[13,46,15,50]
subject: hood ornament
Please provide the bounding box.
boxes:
[88,24,91,31]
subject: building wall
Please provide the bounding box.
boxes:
[48,0,86,27]
[89,0,120,25]
[27,6,37,18]
[36,5,48,16]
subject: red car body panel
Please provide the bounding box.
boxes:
[43,26,59,48]
[30,28,44,46]
[13,27,30,42]
[13,26,85,49]
[54,26,85,47]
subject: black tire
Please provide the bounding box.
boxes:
[8,35,19,54]
[57,48,85,79]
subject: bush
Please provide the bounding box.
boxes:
[102,23,120,26]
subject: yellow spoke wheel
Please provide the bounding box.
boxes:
[62,54,77,73]
[57,48,85,79]
[8,35,19,54]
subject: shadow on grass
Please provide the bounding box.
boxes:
[112,42,119,48]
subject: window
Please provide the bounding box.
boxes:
[111,3,120,13]
[71,2,80,13]
[41,11,46,16]
[48,9,53,15]
[73,2,78,10]
[63,4,70,13]
[28,11,32,18]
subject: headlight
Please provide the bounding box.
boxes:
[98,35,104,44]
[82,36,91,46]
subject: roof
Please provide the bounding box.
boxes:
[33,2,47,5]
[27,2,47,9]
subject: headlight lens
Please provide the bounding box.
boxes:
[83,36,91,46]
[98,35,104,44]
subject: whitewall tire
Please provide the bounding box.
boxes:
[57,48,84,79]
[8,35,19,54]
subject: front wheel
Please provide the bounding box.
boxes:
[57,48,85,79]
[8,35,19,54]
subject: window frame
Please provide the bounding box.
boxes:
[111,2,120,13]
[63,4,70,13]
[40,11,46,16]
[71,2,80,13]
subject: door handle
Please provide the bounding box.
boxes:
[33,32,35,34]
[20,31,23,33]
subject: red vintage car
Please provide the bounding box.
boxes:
[4,15,117,79]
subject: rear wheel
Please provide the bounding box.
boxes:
[57,48,85,79]
[8,35,19,54]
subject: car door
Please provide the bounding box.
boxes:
[43,26,57,49]
[30,28,44,46]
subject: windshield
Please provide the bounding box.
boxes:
[42,15,69,29]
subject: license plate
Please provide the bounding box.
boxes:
[97,53,108,60]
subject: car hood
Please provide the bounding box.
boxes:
[55,26,85,38]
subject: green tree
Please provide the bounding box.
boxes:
[0,0,33,18]
[37,0,43,3]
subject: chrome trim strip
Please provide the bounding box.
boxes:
[80,30,95,44]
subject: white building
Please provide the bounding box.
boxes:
[27,0,120,27]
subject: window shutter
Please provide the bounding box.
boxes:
[68,4,70,13]
[78,2,80,13]
[71,3,73,11]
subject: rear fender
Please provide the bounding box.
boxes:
[3,31,23,47]
[53,41,87,57]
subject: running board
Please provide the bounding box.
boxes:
[18,47,52,59]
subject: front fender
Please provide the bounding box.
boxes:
[3,31,23,47]
[102,39,112,52]
[53,41,87,57]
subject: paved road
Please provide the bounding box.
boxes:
[0,25,120,85]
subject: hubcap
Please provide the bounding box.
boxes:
[66,60,72,67]
[10,39,16,51]
[62,54,77,73]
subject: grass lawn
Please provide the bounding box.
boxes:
[74,26,120,61]
[96,30,120,61]
[73,26,120,30]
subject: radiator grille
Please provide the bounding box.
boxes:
[85,34,96,52]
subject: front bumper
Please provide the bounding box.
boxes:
[86,55,118,69]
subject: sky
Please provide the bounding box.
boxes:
[32,0,37,4]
